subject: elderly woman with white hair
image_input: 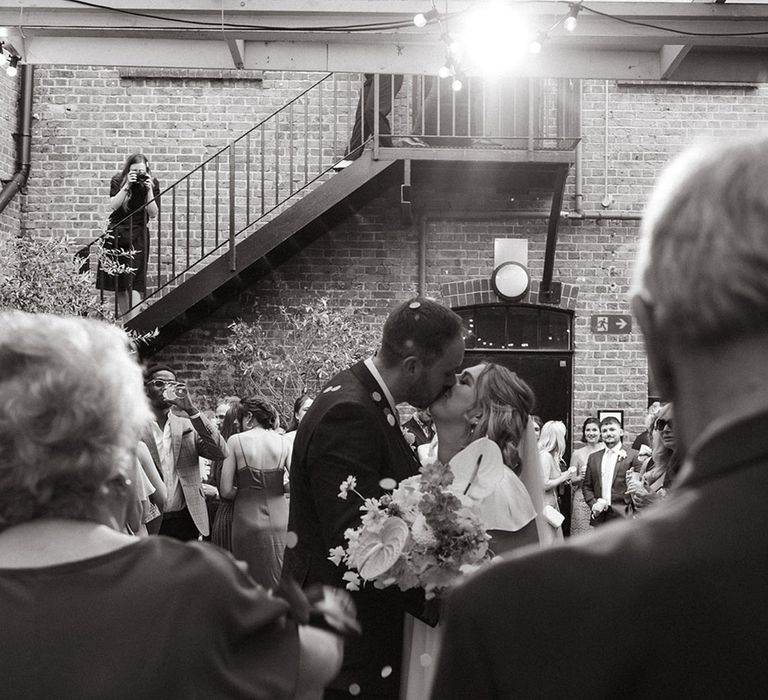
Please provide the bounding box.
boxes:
[0,311,349,700]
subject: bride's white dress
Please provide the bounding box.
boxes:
[400,430,547,699]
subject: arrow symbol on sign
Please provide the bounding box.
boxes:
[615,318,628,330]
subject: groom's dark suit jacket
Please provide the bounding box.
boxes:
[282,361,424,698]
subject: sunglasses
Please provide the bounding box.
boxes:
[654,418,673,432]
[145,378,176,389]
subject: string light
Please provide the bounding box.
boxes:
[413,8,439,28]
[564,3,581,32]
[529,31,547,54]
[6,54,19,77]
[451,75,464,92]
[438,63,453,79]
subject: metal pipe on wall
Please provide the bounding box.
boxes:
[0,63,34,215]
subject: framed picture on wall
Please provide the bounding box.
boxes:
[598,409,624,428]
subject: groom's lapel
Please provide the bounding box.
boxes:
[349,362,420,474]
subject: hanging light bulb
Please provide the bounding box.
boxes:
[564,4,581,32]
[6,54,19,77]
[438,63,453,79]
[529,32,547,54]
[451,76,463,92]
[413,8,439,28]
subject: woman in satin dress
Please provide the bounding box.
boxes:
[219,397,291,589]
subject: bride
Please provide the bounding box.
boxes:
[401,362,552,699]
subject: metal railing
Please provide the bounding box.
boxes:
[87,73,580,318]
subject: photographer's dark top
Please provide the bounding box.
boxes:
[283,360,425,699]
[108,173,160,233]
[0,537,299,699]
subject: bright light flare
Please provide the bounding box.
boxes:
[457,3,535,75]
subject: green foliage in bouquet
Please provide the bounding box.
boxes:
[199,295,375,426]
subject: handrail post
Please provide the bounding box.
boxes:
[373,73,380,160]
[527,77,536,158]
[229,143,236,271]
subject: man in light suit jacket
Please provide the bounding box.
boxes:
[283,297,465,699]
[143,365,228,540]
[432,136,768,699]
[582,416,642,525]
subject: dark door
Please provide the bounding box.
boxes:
[464,351,571,431]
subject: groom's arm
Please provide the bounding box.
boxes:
[307,399,389,550]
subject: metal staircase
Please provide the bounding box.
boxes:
[86,73,580,350]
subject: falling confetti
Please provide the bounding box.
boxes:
[285,531,298,549]
[409,301,421,309]
[380,666,393,678]
[348,683,361,696]
[420,653,433,668]
[379,478,397,490]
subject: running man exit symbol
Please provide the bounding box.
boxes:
[591,314,632,334]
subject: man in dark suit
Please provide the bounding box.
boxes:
[582,416,642,525]
[431,136,768,698]
[283,297,464,699]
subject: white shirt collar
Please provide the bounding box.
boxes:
[364,357,397,414]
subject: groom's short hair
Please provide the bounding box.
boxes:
[378,297,463,367]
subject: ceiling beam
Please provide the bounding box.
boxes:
[659,44,692,80]
[1,2,767,80]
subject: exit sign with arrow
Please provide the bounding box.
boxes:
[591,314,632,334]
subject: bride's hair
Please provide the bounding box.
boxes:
[470,363,536,474]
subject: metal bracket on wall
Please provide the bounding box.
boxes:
[400,159,412,226]
[539,281,562,304]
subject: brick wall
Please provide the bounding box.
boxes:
[10,70,768,441]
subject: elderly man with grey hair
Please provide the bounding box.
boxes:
[431,135,768,699]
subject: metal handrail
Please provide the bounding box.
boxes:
[91,74,580,318]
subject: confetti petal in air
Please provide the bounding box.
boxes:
[285,531,298,549]
[381,665,393,678]
[348,683,362,696]
[379,478,397,491]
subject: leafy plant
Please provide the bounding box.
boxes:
[0,234,157,346]
[200,296,375,426]
[0,234,115,319]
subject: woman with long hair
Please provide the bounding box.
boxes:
[98,153,159,315]
[402,362,548,700]
[219,397,290,589]
[538,420,575,539]
[569,417,603,536]
[626,402,681,512]
[209,401,243,551]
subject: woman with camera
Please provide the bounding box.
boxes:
[98,153,159,316]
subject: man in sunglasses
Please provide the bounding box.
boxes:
[141,365,228,540]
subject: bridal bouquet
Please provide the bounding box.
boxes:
[328,451,492,597]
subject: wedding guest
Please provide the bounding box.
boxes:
[283,297,465,699]
[538,420,575,538]
[134,440,166,535]
[141,365,227,541]
[582,417,642,526]
[209,403,243,552]
[97,153,160,315]
[0,311,345,699]
[626,402,681,513]
[220,397,291,589]
[531,414,542,439]
[632,401,661,453]
[433,136,768,698]
[568,417,602,536]
[402,407,434,449]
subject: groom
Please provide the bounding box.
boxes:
[283,297,465,699]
